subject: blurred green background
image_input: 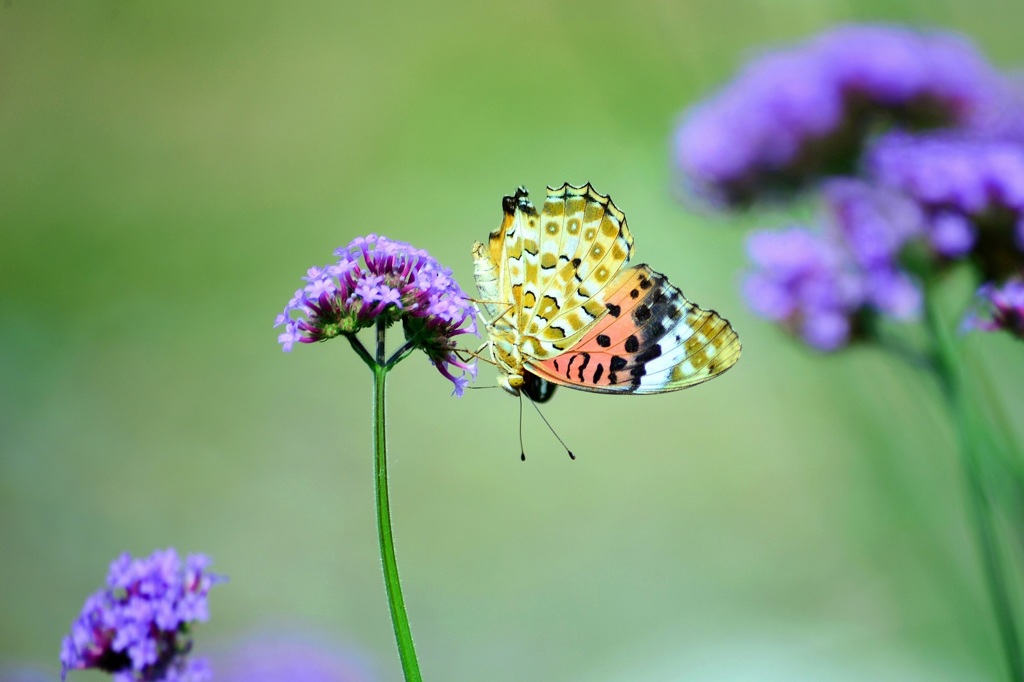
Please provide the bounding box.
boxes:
[3,1,1024,680]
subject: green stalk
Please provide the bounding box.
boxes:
[925,294,1023,681]
[372,319,423,681]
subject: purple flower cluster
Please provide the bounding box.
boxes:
[60,549,221,682]
[674,24,1000,207]
[674,22,1024,347]
[965,279,1024,339]
[825,180,925,319]
[274,234,478,395]
[743,227,862,350]
[743,182,923,350]
[870,131,1024,276]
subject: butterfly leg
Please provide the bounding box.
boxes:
[454,344,497,367]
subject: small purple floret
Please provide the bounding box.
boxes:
[275,234,478,396]
[964,279,1024,339]
[60,549,222,682]
[743,227,864,350]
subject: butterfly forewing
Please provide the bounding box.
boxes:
[517,184,635,359]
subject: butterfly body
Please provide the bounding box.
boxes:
[473,183,740,398]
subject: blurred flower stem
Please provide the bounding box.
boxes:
[366,318,423,682]
[925,287,1023,681]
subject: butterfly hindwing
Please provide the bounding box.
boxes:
[527,265,741,393]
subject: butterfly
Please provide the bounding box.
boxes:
[472,183,741,402]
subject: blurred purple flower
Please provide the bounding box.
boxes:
[964,278,1024,339]
[869,131,1024,276]
[674,24,1000,207]
[275,234,478,395]
[824,179,923,267]
[822,179,924,319]
[743,181,930,349]
[60,550,222,682]
[971,71,1024,145]
[743,227,864,350]
[212,629,376,682]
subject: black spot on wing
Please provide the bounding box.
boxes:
[546,324,567,338]
[646,320,666,339]
[577,353,591,381]
[610,356,627,372]
[592,363,604,384]
[565,354,578,379]
[624,335,639,353]
[606,303,621,317]
[596,334,611,347]
[637,344,662,363]
[502,187,533,216]
[635,305,652,322]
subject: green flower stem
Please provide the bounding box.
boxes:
[346,334,376,372]
[925,294,1023,681]
[372,319,423,682]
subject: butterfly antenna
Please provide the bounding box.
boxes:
[527,396,575,460]
[518,395,526,462]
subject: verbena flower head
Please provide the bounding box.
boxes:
[60,549,222,682]
[971,72,1024,145]
[674,24,1000,207]
[743,183,925,351]
[964,278,1024,339]
[274,234,478,396]
[824,179,924,320]
[869,131,1024,278]
[743,227,864,350]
